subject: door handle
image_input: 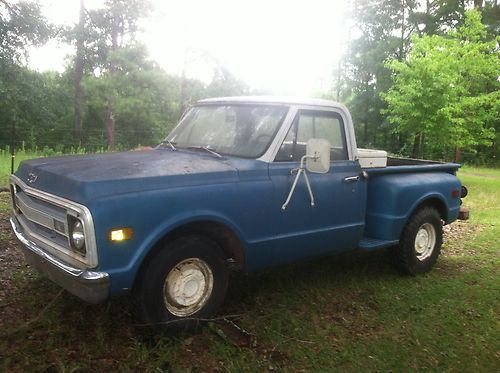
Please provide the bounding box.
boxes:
[343,176,359,183]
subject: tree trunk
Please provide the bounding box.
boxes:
[106,101,115,150]
[105,1,119,151]
[398,134,405,152]
[412,133,420,158]
[74,0,85,138]
[473,0,483,9]
[391,133,398,153]
[399,0,405,60]
[364,78,370,145]
[425,0,431,34]
[335,58,342,101]
[454,146,461,163]
[420,133,425,159]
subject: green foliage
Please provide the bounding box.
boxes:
[0,0,53,63]
[0,0,249,153]
[0,65,73,148]
[337,0,499,162]
[383,10,499,158]
[409,0,466,36]
[82,48,182,148]
[337,0,419,150]
[206,66,249,98]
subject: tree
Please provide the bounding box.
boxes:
[338,0,499,159]
[205,65,249,98]
[82,45,182,149]
[73,0,86,135]
[339,0,419,150]
[382,10,499,161]
[0,0,52,63]
[85,0,152,150]
[0,0,54,151]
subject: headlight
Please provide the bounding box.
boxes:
[69,218,86,253]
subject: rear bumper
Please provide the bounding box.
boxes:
[10,217,110,304]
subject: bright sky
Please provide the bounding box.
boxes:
[29,0,350,95]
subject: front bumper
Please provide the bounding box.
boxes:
[10,217,110,304]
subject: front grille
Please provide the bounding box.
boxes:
[15,191,68,235]
[10,176,98,268]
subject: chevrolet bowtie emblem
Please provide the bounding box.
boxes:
[27,173,38,184]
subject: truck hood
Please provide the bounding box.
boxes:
[15,149,239,203]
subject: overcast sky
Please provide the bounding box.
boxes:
[29,0,350,95]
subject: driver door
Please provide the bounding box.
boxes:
[268,108,366,264]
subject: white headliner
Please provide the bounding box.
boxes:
[197,96,346,109]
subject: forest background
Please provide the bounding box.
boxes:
[0,0,498,166]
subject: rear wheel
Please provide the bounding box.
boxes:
[393,207,443,275]
[135,235,229,333]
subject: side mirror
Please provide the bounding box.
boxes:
[306,138,330,173]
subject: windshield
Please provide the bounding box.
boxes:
[165,104,289,158]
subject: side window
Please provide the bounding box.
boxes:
[275,110,348,162]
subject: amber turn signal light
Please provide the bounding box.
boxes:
[109,227,133,242]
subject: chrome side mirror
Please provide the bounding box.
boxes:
[306,138,330,173]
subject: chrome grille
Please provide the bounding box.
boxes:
[10,175,98,268]
[15,191,68,235]
[17,214,69,249]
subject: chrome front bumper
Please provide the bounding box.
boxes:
[10,217,110,304]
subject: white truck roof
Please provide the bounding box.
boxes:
[198,96,346,110]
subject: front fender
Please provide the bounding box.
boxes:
[120,210,248,288]
[86,181,268,294]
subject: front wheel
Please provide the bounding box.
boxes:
[393,207,443,275]
[134,235,229,333]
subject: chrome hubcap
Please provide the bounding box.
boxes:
[163,258,214,317]
[414,223,436,261]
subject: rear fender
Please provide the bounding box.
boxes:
[364,172,461,241]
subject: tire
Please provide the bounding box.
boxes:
[134,235,229,333]
[393,207,443,275]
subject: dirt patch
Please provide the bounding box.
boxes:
[442,221,484,257]
[0,204,30,302]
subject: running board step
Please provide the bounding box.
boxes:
[358,237,399,250]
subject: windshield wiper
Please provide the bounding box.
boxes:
[159,139,176,151]
[187,146,222,158]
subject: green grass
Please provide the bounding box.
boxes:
[0,149,54,187]
[459,166,500,224]
[0,159,498,371]
[0,148,90,187]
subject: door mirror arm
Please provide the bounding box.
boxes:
[281,138,331,211]
[281,154,317,211]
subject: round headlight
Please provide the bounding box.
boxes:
[70,220,85,251]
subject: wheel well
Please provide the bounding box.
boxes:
[133,221,245,292]
[415,198,447,222]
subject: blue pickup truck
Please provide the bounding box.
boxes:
[10,96,467,330]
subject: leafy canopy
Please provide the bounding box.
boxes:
[383,10,499,155]
[0,0,53,63]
